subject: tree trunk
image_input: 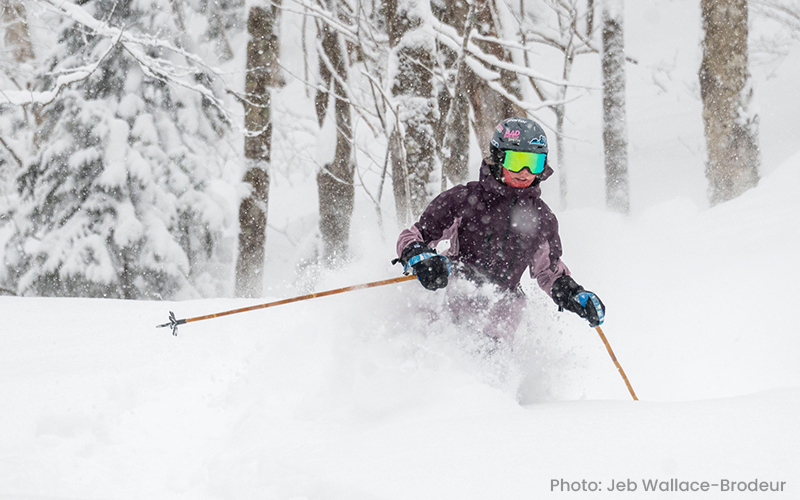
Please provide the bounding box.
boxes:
[700,0,760,206]
[555,36,576,209]
[1,0,35,63]
[440,2,475,189]
[601,0,630,214]
[440,75,471,188]
[385,0,439,226]
[463,0,525,157]
[434,0,524,161]
[555,104,567,208]
[235,6,279,297]
[316,4,355,264]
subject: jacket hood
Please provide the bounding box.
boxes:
[479,158,554,199]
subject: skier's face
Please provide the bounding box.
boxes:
[500,150,544,188]
[502,166,536,188]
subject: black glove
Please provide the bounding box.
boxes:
[551,274,605,327]
[394,241,451,291]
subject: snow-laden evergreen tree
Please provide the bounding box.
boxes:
[2,0,242,299]
[0,0,35,216]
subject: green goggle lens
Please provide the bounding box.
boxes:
[502,151,546,174]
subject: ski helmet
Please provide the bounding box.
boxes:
[489,117,548,165]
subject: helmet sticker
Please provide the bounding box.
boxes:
[493,118,547,154]
[530,134,547,146]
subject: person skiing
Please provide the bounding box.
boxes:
[394,117,604,340]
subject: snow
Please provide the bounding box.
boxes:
[1,151,798,498]
[3,0,800,496]
[98,118,131,188]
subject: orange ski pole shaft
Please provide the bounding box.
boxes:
[595,326,638,401]
[157,274,417,336]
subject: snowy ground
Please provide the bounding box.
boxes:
[2,151,798,499]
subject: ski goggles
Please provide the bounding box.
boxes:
[502,151,546,174]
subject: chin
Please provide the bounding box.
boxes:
[508,178,535,188]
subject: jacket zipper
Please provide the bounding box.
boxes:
[490,194,518,283]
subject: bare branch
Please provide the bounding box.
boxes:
[0,30,118,106]
[752,0,800,37]
[0,134,25,168]
[431,16,596,89]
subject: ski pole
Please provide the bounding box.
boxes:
[595,326,638,401]
[156,274,417,336]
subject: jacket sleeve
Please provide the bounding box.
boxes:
[529,211,570,297]
[396,187,466,258]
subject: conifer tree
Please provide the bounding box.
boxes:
[3,0,239,298]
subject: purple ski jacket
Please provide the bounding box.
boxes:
[397,159,570,297]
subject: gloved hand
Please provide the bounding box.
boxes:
[551,275,605,327]
[394,241,451,291]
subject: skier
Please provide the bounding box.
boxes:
[394,117,605,340]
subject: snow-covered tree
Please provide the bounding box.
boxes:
[518,0,599,208]
[601,0,629,214]
[385,0,440,226]
[315,0,355,265]
[0,0,36,205]
[434,0,525,161]
[1,0,34,64]
[235,4,279,298]
[437,0,474,189]
[700,0,760,205]
[2,0,240,299]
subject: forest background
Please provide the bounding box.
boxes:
[0,0,798,300]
